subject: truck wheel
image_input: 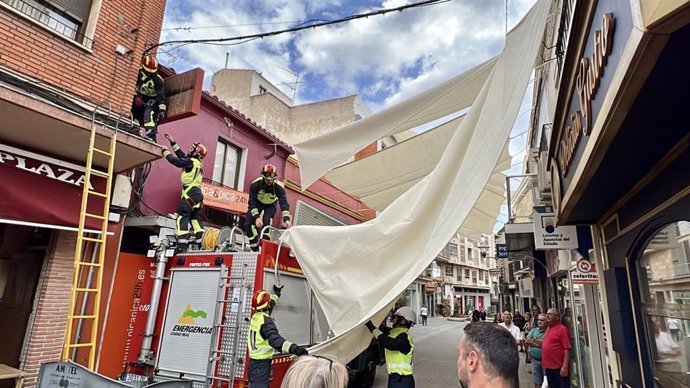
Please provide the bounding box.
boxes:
[353,359,376,388]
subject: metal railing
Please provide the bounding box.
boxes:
[2,0,93,48]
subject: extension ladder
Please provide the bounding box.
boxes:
[61,117,117,370]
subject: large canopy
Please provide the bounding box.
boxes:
[281,0,550,363]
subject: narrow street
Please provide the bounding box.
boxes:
[371,317,533,388]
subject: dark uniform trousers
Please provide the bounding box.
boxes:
[248,358,271,388]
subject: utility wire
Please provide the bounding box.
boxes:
[145,0,450,55]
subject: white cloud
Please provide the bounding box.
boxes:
[160,0,537,110]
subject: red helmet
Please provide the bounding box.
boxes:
[252,289,272,310]
[141,54,159,73]
[192,143,207,159]
[261,164,277,177]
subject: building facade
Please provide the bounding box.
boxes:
[0,0,167,385]
[509,0,690,387]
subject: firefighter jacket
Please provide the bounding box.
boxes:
[372,326,414,376]
[248,177,291,223]
[163,146,203,198]
[135,69,167,111]
[248,307,300,359]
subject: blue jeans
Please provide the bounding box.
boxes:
[544,368,570,388]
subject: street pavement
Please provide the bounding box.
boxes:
[370,317,534,387]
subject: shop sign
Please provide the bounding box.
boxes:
[533,206,578,250]
[496,244,508,258]
[37,361,192,387]
[647,224,679,250]
[161,67,204,124]
[200,181,249,213]
[572,259,599,284]
[518,277,534,298]
[558,13,615,178]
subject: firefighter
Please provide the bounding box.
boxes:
[365,306,416,388]
[162,134,206,240]
[131,54,166,141]
[245,164,292,251]
[248,285,308,388]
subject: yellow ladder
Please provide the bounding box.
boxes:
[61,122,117,370]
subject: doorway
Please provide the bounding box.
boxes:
[0,224,50,369]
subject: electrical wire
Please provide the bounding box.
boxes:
[145,0,450,55]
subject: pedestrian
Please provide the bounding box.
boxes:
[523,312,533,358]
[512,310,527,352]
[280,355,348,388]
[419,305,429,326]
[457,322,519,388]
[245,164,292,251]
[131,54,166,141]
[542,308,571,388]
[472,308,481,322]
[365,306,416,387]
[479,307,487,321]
[493,313,501,324]
[668,317,681,342]
[525,313,547,388]
[162,134,207,240]
[497,311,523,348]
[248,285,308,388]
[531,305,541,327]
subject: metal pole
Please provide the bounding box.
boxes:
[504,173,538,222]
[139,248,169,363]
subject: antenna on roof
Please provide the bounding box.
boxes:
[277,65,299,102]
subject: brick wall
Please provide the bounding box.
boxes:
[21,231,76,388]
[0,0,167,115]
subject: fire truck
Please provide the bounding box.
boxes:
[118,227,383,388]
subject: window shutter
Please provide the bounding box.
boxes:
[294,201,348,227]
[46,0,92,22]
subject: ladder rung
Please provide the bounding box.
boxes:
[87,190,108,198]
[78,262,102,268]
[84,212,106,220]
[221,276,244,280]
[75,287,99,292]
[72,314,97,319]
[215,324,237,329]
[93,148,112,157]
[90,169,109,178]
[211,350,235,355]
[206,375,232,382]
[82,236,105,243]
[67,342,94,348]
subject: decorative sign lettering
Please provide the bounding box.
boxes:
[37,361,192,387]
[572,258,599,284]
[533,206,578,250]
[558,13,615,177]
[496,244,508,258]
[161,68,204,124]
[200,181,249,213]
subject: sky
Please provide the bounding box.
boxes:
[159,0,539,232]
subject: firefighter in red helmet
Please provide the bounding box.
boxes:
[245,163,292,251]
[162,134,206,240]
[248,285,308,388]
[131,54,167,141]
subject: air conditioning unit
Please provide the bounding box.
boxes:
[536,151,552,201]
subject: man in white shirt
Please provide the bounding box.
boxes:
[498,311,523,347]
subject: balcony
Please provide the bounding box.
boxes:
[0,69,160,173]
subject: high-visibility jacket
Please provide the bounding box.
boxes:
[248,312,274,360]
[383,327,414,375]
[247,177,291,222]
[247,308,299,360]
[180,158,203,194]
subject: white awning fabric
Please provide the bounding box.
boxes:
[281,0,550,363]
[294,56,498,190]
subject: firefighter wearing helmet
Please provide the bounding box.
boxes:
[248,285,308,387]
[162,133,207,240]
[245,163,292,251]
[131,54,167,141]
[366,306,417,387]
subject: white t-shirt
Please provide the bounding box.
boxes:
[668,319,680,330]
[498,322,523,342]
[420,307,428,316]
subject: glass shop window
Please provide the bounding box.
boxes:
[639,221,690,388]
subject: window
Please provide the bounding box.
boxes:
[212,140,242,188]
[638,221,690,386]
[2,0,92,45]
[448,242,458,258]
[457,270,462,281]
[464,268,470,278]
[445,266,453,277]
[459,244,466,262]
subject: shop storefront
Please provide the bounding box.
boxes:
[547,0,690,386]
